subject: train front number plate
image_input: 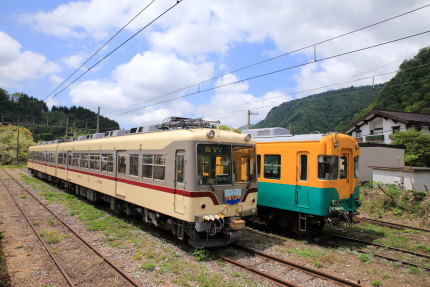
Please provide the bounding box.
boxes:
[224,189,241,205]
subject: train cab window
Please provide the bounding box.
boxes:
[299,154,308,181]
[232,146,256,183]
[129,154,139,177]
[72,153,80,167]
[264,155,281,179]
[117,152,127,174]
[340,156,348,179]
[317,155,338,180]
[197,144,232,185]
[354,156,359,178]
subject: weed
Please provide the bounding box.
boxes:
[0,231,3,239]
[140,262,156,271]
[15,244,24,249]
[371,280,382,286]
[39,229,62,244]
[223,247,237,257]
[192,249,211,261]
[359,253,372,263]
[408,266,421,275]
[133,251,143,260]
[18,194,27,199]
[230,272,240,277]
[313,262,324,268]
[288,247,325,260]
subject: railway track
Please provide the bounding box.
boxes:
[330,235,430,272]
[0,168,142,287]
[214,244,361,287]
[362,217,430,233]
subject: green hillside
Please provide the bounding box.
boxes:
[0,89,119,142]
[253,47,430,134]
[252,85,382,134]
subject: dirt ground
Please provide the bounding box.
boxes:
[1,168,429,287]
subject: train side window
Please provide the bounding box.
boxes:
[72,153,79,167]
[90,154,95,170]
[129,154,139,177]
[264,155,281,179]
[354,156,359,178]
[257,155,261,178]
[340,155,348,179]
[142,155,154,179]
[299,154,308,181]
[101,154,108,172]
[80,153,89,169]
[107,154,114,173]
[67,152,72,166]
[154,155,166,181]
[94,154,100,171]
[117,152,127,174]
[317,155,338,180]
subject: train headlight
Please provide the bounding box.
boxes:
[244,134,252,141]
[207,130,215,138]
[331,200,339,206]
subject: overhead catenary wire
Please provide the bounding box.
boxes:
[43,0,156,102]
[45,0,184,104]
[93,3,430,119]
[105,30,430,118]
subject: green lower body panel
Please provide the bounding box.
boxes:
[257,182,360,217]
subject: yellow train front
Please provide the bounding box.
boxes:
[243,128,361,233]
[28,119,258,247]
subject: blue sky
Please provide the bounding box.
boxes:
[0,0,429,129]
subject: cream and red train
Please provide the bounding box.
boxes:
[28,118,258,247]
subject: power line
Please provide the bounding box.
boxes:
[106,30,430,118]
[45,0,184,104]
[96,3,430,118]
[43,0,156,102]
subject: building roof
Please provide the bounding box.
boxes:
[343,109,430,133]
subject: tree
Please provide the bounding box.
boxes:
[391,130,430,167]
[0,124,35,164]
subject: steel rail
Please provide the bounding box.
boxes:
[213,252,302,287]
[0,176,76,287]
[233,244,362,287]
[363,218,430,233]
[334,235,430,259]
[3,168,142,287]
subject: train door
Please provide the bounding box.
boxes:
[66,151,72,180]
[339,149,353,199]
[295,152,309,208]
[114,151,127,197]
[174,150,185,214]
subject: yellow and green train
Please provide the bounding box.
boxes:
[243,128,361,233]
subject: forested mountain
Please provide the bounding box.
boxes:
[360,46,430,115]
[253,47,430,134]
[0,89,119,142]
[252,85,382,134]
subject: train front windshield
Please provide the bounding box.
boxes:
[197,144,256,185]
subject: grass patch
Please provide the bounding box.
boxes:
[191,249,211,261]
[358,253,372,263]
[371,280,382,286]
[140,262,156,271]
[18,194,27,199]
[288,247,326,260]
[39,229,62,244]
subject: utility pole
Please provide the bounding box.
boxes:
[96,106,100,133]
[16,128,20,163]
[247,110,258,129]
[65,117,69,137]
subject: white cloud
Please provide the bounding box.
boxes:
[62,53,86,68]
[0,31,60,87]
[68,51,214,125]
[195,74,291,128]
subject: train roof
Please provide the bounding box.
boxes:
[29,128,255,151]
[251,133,326,143]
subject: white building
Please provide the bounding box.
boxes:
[343,109,430,144]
